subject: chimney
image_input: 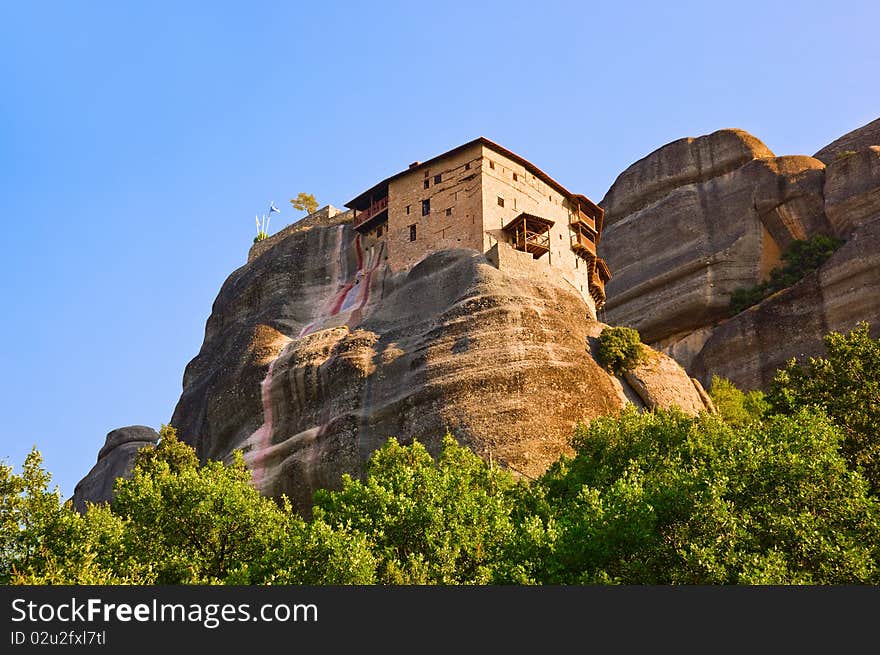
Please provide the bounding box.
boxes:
[408,161,420,169]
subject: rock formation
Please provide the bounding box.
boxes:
[72,425,159,512]
[161,212,711,510]
[814,117,880,164]
[599,118,880,391]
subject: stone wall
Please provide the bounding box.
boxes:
[386,142,485,271]
[480,145,596,306]
[248,205,352,263]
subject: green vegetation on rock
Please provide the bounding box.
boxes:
[729,234,844,315]
[596,326,646,375]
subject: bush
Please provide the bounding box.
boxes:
[253,231,269,244]
[596,326,646,375]
[708,375,768,427]
[768,322,880,496]
[729,234,843,315]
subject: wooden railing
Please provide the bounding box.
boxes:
[514,230,550,250]
[570,230,596,254]
[354,196,388,227]
[571,208,596,231]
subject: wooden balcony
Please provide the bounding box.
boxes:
[570,208,596,232]
[353,196,388,233]
[570,229,596,256]
[502,212,554,259]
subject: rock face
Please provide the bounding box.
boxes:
[72,426,159,512]
[824,146,880,236]
[599,129,832,344]
[162,216,711,510]
[814,117,880,164]
[599,118,880,391]
[689,217,880,389]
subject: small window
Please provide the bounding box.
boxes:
[421,199,430,216]
[513,198,517,210]
[513,173,518,182]
[559,234,562,240]
[406,205,411,215]
[434,174,442,184]
[424,179,430,189]
[497,196,504,208]
[409,224,417,241]
[445,207,452,216]
[549,195,552,202]
[465,162,471,170]
[489,160,495,170]
[376,225,383,237]
[424,170,430,178]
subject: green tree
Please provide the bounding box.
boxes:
[112,426,371,584]
[1,449,137,584]
[315,435,519,584]
[596,326,646,375]
[290,192,318,215]
[768,322,880,495]
[514,407,880,584]
[708,375,768,427]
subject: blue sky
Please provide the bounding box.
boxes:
[1,1,877,499]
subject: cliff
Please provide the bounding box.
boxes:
[599,117,880,390]
[74,207,711,510]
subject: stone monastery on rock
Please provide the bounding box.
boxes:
[346,137,611,317]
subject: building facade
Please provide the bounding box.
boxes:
[346,138,610,315]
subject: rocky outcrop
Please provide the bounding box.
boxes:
[72,426,159,512]
[601,129,774,225]
[689,217,880,389]
[599,118,880,391]
[163,220,711,510]
[824,146,880,237]
[814,117,880,164]
[599,129,832,344]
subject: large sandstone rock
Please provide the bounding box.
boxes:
[814,117,880,164]
[824,146,880,237]
[689,215,880,389]
[598,120,880,391]
[72,426,159,512]
[601,129,774,225]
[599,127,835,346]
[165,221,710,510]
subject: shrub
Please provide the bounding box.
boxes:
[596,326,646,375]
[729,234,843,315]
[253,231,269,244]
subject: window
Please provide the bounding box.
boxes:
[421,199,430,216]
[376,225,383,237]
[445,207,452,216]
[513,173,518,182]
[497,196,504,208]
[465,162,471,170]
[434,174,442,184]
[406,205,411,215]
[489,160,495,169]
[424,179,430,189]
[513,198,517,210]
[409,224,417,241]
[424,170,430,178]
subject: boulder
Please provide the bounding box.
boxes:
[72,425,159,512]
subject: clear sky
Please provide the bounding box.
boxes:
[1,1,877,499]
